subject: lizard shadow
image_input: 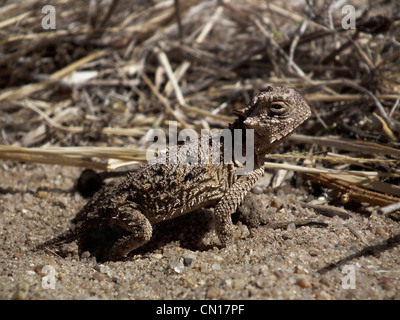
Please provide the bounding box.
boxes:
[76,209,216,262]
[317,233,400,275]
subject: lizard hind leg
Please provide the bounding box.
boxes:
[106,206,153,261]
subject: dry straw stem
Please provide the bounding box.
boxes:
[0,11,30,29]
[303,170,400,207]
[266,2,331,33]
[263,161,397,179]
[306,93,400,103]
[0,145,147,170]
[264,161,400,197]
[311,80,400,134]
[140,72,191,128]
[20,100,147,137]
[292,134,400,159]
[377,202,400,216]
[154,46,232,122]
[286,135,400,197]
[0,51,105,102]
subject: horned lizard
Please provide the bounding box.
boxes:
[37,86,311,261]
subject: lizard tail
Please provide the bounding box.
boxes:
[33,229,80,252]
[34,218,101,252]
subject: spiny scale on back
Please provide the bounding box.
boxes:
[36,86,311,261]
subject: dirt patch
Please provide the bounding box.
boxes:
[1,161,400,299]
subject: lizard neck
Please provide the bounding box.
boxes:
[229,117,288,169]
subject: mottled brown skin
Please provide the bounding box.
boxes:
[37,86,311,261]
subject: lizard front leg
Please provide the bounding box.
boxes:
[214,167,264,246]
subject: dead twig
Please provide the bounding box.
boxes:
[300,202,352,219]
[303,171,400,207]
[377,202,400,216]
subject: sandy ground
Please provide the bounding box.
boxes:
[1,161,400,300]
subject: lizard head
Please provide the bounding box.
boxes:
[238,86,311,144]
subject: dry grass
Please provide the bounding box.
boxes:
[0,0,400,206]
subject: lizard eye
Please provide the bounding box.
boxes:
[269,103,286,115]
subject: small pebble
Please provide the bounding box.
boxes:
[163,248,175,258]
[170,261,185,274]
[13,253,21,259]
[286,222,296,231]
[233,279,246,290]
[238,224,250,237]
[380,278,394,291]
[319,275,331,286]
[295,265,309,274]
[93,264,101,272]
[99,265,108,274]
[93,264,108,273]
[251,186,264,195]
[284,239,294,247]
[316,290,332,300]
[183,253,196,266]
[12,283,29,300]
[112,277,119,283]
[273,269,284,278]
[80,281,92,290]
[211,263,221,271]
[296,277,311,288]
[270,197,282,209]
[34,265,43,275]
[184,276,197,286]
[80,251,91,259]
[37,190,48,199]
[152,253,163,260]
[92,272,106,282]
[206,287,220,299]
[58,272,66,280]
[375,227,385,236]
